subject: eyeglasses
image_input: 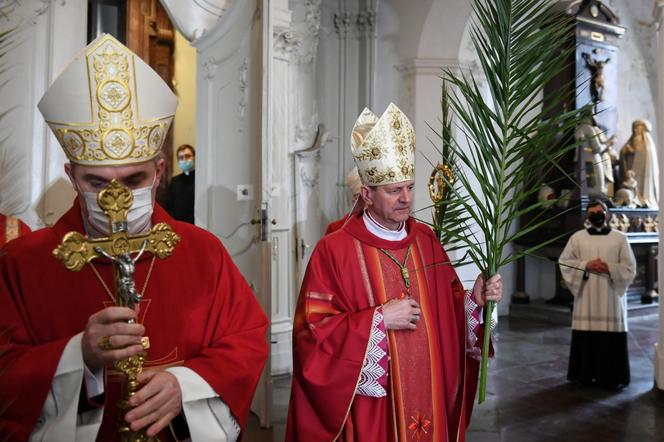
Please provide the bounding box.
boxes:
[177,153,194,160]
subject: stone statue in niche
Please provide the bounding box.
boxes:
[575,116,616,197]
[644,216,656,233]
[609,213,620,230]
[619,120,659,208]
[631,216,644,233]
[582,50,611,103]
[619,214,630,233]
[613,170,638,208]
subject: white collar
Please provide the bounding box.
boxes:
[362,210,407,241]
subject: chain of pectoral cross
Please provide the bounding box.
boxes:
[379,244,413,297]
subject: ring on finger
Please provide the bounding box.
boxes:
[98,336,113,351]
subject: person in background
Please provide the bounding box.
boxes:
[165,144,196,224]
[559,200,636,388]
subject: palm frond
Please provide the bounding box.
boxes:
[432,0,584,403]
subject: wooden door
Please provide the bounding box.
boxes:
[126,0,175,204]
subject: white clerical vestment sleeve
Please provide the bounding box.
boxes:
[464,291,496,361]
[606,235,636,296]
[559,234,588,297]
[166,366,240,442]
[83,364,105,397]
[30,332,103,442]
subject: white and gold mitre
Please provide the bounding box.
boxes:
[350,102,415,186]
[38,34,177,166]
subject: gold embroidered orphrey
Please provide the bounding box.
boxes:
[46,35,173,165]
[53,180,180,441]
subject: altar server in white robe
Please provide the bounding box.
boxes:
[559,200,636,388]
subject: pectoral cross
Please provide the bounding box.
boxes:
[53,179,180,442]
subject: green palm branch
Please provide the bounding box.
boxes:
[434,0,587,404]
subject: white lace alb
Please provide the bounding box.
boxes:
[356,309,387,397]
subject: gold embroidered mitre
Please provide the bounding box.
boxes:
[38,34,177,166]
[350,102,415,186]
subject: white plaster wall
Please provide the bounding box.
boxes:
[0,0,87,228]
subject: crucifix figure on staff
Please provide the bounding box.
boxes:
[0,34,268,441]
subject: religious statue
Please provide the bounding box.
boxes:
[609,213,620,230]
[538,184,556,208]
[575,116,616,197]
[644,216,656,233]
[631,216,644,233]
[619,214,630,233]
[619,120,659,208]
[613,170,638,208]
[582,51,611,103]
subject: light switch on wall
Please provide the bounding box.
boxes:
[236,184,254,201]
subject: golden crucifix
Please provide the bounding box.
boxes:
[53,179,180,441]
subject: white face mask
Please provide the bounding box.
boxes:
[78,179,155,237]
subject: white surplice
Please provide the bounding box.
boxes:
[559,229,636,332]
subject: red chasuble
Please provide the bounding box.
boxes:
[0,201,268,441]
[0,214,31,248]
[286,213,483,442]
[324,217,346,236]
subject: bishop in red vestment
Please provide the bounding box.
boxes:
[0,34,268,441]
[0,201,268,440]
[287,103,502,441]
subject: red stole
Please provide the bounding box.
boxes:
[286,213,480,441]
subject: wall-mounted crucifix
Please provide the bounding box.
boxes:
[582,49,611,104]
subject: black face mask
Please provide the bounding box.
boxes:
[588,212,606,227]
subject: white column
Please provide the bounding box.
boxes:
[270,0,296,376]
[654,0,664,391]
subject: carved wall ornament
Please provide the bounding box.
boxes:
[333,12,352,36]
[294,112,319,146]
[238,57,249,132]
[294,0,322,65]
[355,8,376,37]
[332,6,376,39]
[202,58,217,80]
[299,161,320,190]
[274,26,301,59]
